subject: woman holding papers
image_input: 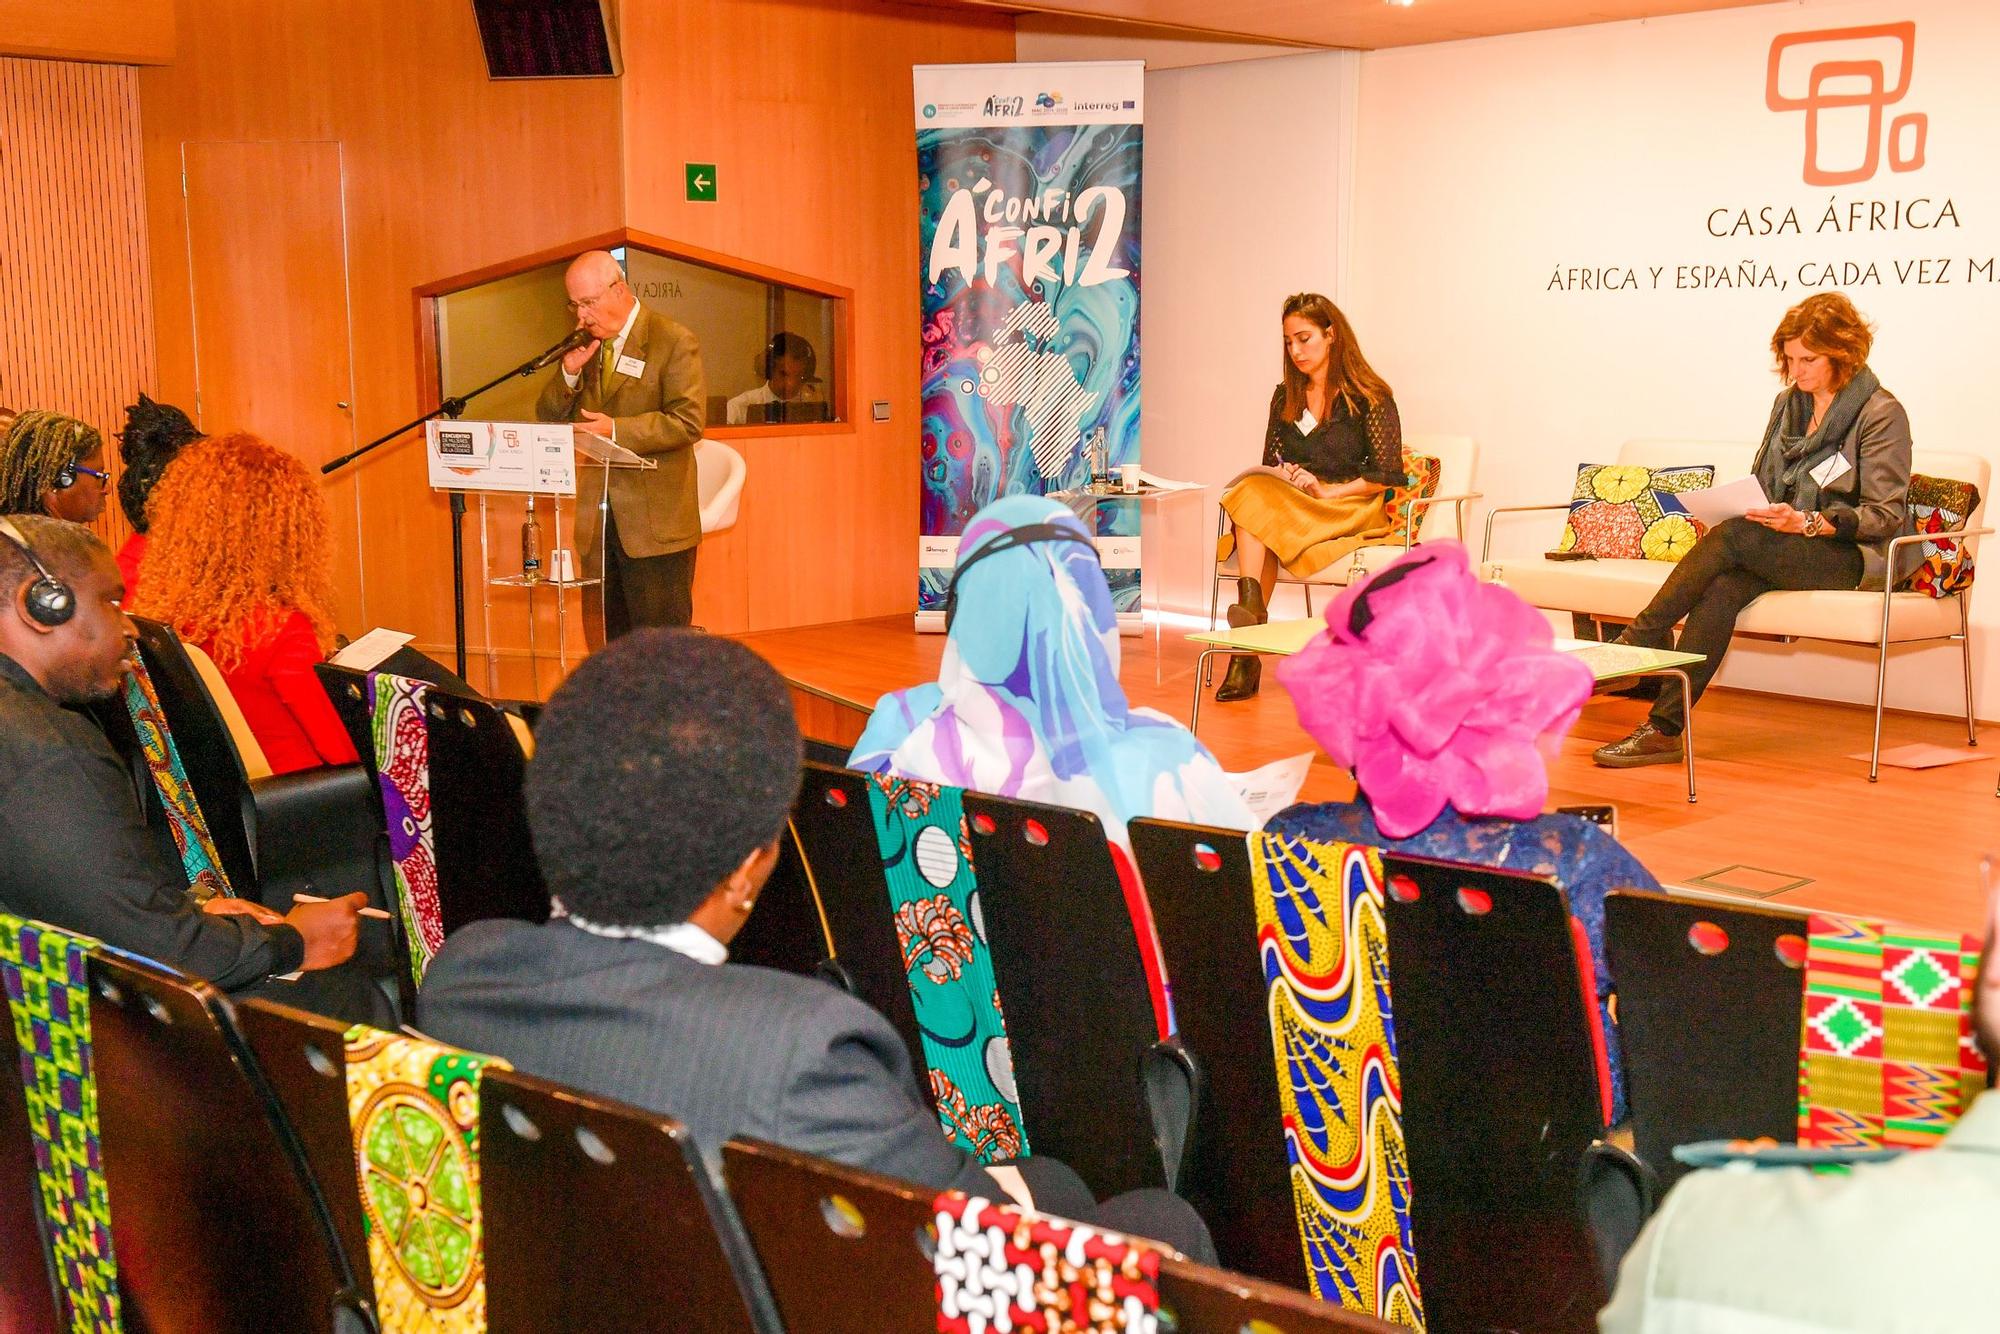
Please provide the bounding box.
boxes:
[1595,292,1914,767]
[1213,293,1408,701]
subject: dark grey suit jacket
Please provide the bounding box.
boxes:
[415,918,983,1190]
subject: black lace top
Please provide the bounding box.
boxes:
[1261,384,1406,487]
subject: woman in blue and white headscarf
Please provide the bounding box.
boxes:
[851,495,1252,843]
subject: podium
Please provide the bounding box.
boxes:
[425,421,654,692]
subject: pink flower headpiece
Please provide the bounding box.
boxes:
[1275,541,1594,838]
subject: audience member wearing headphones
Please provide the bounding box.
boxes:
[111,394,204,596]
[0,409,111,524]
[0,515,366,993]
[417,629,1216,1261]
[132,432,359,774]
[725,332,825,424]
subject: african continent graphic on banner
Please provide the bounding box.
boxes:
[913,62,1143,625]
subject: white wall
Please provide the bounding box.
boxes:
[1346,0,2000,718]
[1142,49,1360,618]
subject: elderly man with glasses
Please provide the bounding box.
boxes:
[537,249,706,639]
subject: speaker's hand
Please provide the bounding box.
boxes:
[561,337,601,377]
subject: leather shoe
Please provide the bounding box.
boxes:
[1592,723,1683,768]
[1215,654,1261,701]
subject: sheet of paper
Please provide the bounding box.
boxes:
[1678,475,1770,528]
[1227,751,1315,828]
[1843,742,1989,770]
[331,627,414,671]
[1137,469,1203,492]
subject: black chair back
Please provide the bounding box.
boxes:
[721,1138,938,1334]
[86,952,372,1333]
[1606,890,1808,1190]
[727,818,835,978]
[1379,854,1613,1334]
[480,1068,773,1333]
[315,663,379,785]
[0,968,60,1334]
[130,615,261,892]
[961,792,1166,1197]
[420,691,551,932]
[1157,1256,1402,1333]
[1128,817,1304,1289]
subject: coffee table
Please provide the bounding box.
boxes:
[1185,621,1705,802]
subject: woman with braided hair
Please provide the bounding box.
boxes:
[133,431,358,773]
[0,409,110,524]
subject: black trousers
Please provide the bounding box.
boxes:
[597,511,697,642]
[1619,516,1862,733]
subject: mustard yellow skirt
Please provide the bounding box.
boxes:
[1219,475,1394,579]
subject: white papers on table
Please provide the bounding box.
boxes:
[1679,476,1769,529]
[1137,470,1202,492]
[330,627,414,671]
[1227,751,1315,828]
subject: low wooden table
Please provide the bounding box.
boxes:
[1186,621,1706,802]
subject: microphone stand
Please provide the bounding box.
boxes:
[322,333,584,680]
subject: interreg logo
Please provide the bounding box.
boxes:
[1766,22,1927,187]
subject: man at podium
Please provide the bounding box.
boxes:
[537,250,705,638]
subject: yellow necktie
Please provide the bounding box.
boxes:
[597,341,617,396]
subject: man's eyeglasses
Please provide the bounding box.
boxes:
[565,287,622,314]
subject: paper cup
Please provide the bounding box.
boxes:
[1118,463,1142,493]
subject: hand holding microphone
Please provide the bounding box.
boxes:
[558,328,600,377]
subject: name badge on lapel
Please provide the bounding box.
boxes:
[616,354,647,379]
[1810,452,1852,489]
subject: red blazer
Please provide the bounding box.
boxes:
[116,533,147,598]
[198,611,359,775]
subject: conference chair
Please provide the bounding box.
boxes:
[479,1068,777,1332]
[696,438,748,533]
[128,616,380,908]
[1379,854,1650,1334]
[1604,890,1810,1191]
[419,689,551,932]
[727,815,836,978]
[86,949,374,1333]
[1128,817,1308,1291]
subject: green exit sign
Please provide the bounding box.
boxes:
[685,163,717,202]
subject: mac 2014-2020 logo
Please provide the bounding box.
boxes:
[1767,21,1926,187]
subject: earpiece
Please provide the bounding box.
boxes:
[942,522,1099,632]
[52,460,77,490]
[0,517,76,627]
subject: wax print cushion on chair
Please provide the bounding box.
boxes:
[368,673,444,987]
[866,775,1027,1163]
[0,915,120,1332]
[1797,914,1986,1153]
[343,1026,507,1332]
[123,652,234,900]
[1381,453,1443,545]
[1248,834,1424,1331]
[933,1193,1162,1334]
[1904,474,1980,597]
[1558,464,1715,562]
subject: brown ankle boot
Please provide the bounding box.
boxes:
[1215,653,1261,701]
[1227,577,1268,630]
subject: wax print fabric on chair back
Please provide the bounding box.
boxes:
[1904,474,1980,597]
[122,651,235,900]
[0,914,120,1332]
[1797,914,1987,1151]
[367,672,444,986]
[865,774,1027,1163]
[1381,452,1443,546]
[1248,834,1424,1331]
[932,1193,1164,1334]
[343,1025,507,1332]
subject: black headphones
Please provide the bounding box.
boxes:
[943,521,1100,631]
[759,332,817,381]
[0,517,76,627]
[53,459,78,490]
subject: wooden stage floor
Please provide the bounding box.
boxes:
[736,616,1998,937]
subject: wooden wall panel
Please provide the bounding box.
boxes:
[138,0,622,668]
[0,0,174,65]
[0,56,156,553]
[620,1,1016,635]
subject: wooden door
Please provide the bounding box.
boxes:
[181,140,363,627]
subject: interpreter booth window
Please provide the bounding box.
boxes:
[431,240,844,432]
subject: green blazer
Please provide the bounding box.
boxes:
[536,303,705,560]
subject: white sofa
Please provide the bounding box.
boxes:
[1480,439,1991,779]
[1209,432,1481,626]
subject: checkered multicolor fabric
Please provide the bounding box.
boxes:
[933,1193,1161,1334]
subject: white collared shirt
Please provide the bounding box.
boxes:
[556,901,728,966]
[561,297,643,390]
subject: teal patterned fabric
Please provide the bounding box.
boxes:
[865,775,1027,1163]
[0,914,120,1332]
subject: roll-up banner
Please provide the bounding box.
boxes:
[913,61,1144,631]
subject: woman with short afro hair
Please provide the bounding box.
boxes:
[133,431,358,773]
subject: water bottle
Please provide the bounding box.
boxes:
[522,497,544,579]
[1088,427,1108,487]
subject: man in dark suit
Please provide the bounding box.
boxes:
[415,630,1212,1258]
[536,250,704,639]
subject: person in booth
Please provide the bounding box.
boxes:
[1269,542,1661,1119]
[415,629,1216,1261]
[1596,291,1915,768]
[111,394,203,597]
[0,410,112,526]
[0,515,366,993]
[725,332,825,424]
[131,432,359,774]
[1212,292,1409,702]
[537,250,705,639]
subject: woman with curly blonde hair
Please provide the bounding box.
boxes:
[134,432,358,773]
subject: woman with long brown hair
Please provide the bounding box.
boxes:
[133,432,359,773]
[1214,292,1407,701]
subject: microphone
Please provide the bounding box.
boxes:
[531,327,594,372]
